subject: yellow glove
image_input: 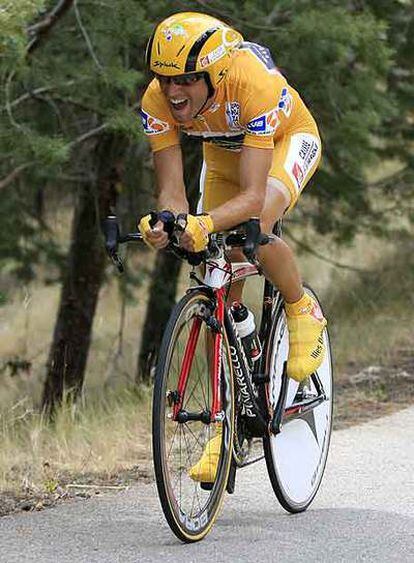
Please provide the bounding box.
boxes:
[184,214,214,253]
[138,210,175,249]
[138,214,155,247]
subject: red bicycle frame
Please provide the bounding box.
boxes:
[171,257,258,423]
[172,287,227,422]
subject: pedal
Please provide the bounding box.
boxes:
[252,373,269,385]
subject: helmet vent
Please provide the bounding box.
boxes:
[185,27,219,73]
[176,44,185,57]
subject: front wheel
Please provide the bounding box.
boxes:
[263,286,333,512]
[152,290,234,542]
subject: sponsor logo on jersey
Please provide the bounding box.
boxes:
[298,138,319,181]
[200,44,226,68]
[299,138,318,161]
[225,101,241,130]
[292,162,304,188]
[246,108,280,135]
[139,109,170,135]
[285,133,320,191]
[277,87,293,117]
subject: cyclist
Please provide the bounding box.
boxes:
[138,12,327,483]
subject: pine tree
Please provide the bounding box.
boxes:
[1,1,412,404]
[0,1,153,408]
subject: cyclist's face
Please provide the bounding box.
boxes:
[158,74,211,122]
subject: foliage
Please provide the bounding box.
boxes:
[1,0,412,277]
[0,1,412,401]
[0,1,46,65]
[0,1,153,285]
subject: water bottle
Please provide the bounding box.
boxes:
[230,301,262,364]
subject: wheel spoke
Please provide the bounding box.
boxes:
[183,421,209,452]
[165,421,180,462]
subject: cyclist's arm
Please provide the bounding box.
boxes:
[153,145,189,214]
[209,146,273,231]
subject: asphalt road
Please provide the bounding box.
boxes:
[1,407,413,562]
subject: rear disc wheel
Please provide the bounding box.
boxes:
[263,286,333,512]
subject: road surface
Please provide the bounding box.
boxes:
[1,407,413,562]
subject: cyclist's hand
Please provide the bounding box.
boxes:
[179,214,214,253]
[138,215,169,249]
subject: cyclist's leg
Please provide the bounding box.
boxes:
[198,138,326,382]
[257,127,321,303]
[198,144,246,304]
[257,128,326,381]
[258,177,303,303]
[197,143,241,211]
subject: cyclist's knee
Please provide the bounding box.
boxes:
[260,178,291,234]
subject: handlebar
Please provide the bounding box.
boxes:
[101,215,274,273]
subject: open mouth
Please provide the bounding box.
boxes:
[170,98,189,112]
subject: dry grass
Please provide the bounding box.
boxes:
[0,250,156,494]
[285,224,414,376]
[0,387,152,495]
[323,239,414,373]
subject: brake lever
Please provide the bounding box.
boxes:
[101,215,124,273]
[243,218,261,263]
[111,253,124,273]
[149,211,159,229]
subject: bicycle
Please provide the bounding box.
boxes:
[102,214,333,543]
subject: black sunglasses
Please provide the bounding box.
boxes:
[155,73,205,86]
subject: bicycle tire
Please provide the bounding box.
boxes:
[263,285,334,513]
[152,290,234,542]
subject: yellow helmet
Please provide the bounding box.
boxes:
[145,12,243,90]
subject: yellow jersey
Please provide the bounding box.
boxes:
[140,42,315,153]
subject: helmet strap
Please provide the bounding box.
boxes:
[204,73,215,98]
[194,73,215,117]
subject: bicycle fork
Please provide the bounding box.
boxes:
[170,288,227,424]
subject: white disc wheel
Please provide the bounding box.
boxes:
[263,286,333,512]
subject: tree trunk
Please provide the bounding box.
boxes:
[136,140,202,384]
[42,135,122,413]
[136,251,182,382]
